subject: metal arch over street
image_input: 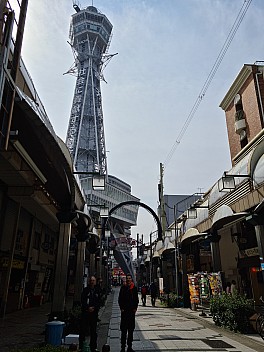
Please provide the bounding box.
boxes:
[109,201,163,241]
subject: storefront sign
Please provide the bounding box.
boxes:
[1,257,25,269]
[244,247,259,257]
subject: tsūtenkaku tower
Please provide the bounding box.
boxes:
[66,3,113,175]
[66,3,139,280]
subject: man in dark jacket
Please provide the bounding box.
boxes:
[79,276,101,352]
[118,274,139,352]
[149,281,158,307]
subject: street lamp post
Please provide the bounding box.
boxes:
[174,205,180,300]
[149,230,160,284]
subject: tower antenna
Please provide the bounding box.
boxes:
[72,1,81,12]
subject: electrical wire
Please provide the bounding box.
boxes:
[163,0,252,169]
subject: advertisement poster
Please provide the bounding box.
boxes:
[208,272,223,296]
[159,277,164,295]
[188,274,200,304]
[199,274,210,299]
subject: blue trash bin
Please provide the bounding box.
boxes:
[45,320,65,346]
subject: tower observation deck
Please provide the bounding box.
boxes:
[66,5,112,174]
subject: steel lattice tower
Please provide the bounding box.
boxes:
[66,4,113,174]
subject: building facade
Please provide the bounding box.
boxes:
[0,1,92,316]
[151,62,264,307]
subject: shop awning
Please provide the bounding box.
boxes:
[212,205,249,231]
[180,227,201,246]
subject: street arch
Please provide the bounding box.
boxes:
[109,201,163,241]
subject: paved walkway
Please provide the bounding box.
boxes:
[108,288,264,352]
[0,287,264,351]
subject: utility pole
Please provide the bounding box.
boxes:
[159,163,166,238]
[158,163,166,291]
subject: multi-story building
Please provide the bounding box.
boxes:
[154,62,264,307]
[0,1,88,315]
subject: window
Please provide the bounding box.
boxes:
[234,93,248,148]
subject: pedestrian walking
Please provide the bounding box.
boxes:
[118,274,139,352]
[141,282,148,306]
[97,277,106,307]
[79,276,101,352]
[149,281,158,307]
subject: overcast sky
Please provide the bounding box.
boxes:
[11,0,264,240]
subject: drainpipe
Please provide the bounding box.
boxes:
[255,71,264,124]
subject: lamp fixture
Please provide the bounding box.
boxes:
[86,203,109,217]
[218,171,250,192]
[73,171,106,191]
[105,229,111,238]
[187,205,209,219]
[92,174,106,191]
[99,206,109,218]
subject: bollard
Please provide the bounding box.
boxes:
[102,344,110,351]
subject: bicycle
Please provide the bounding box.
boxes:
[255,296,264,339]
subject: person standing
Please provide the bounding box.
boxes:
[149,281,158,307]
[141,282,147,306]
[118,274,139,352]
[79,276,101,352]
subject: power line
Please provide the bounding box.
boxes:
[163,0,252,168]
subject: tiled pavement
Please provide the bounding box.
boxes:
[108,288,264,352]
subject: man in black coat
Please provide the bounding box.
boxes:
[118,274,139,352]
[79,276,101,352]
[149,281,158,307]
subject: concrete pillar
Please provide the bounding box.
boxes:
[51,223,71,314]
[181,252,190,308]
[210,236,222,272]
[73,241,86,305]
